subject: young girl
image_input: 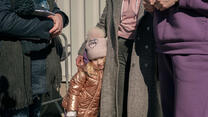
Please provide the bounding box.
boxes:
[62,27,107,117]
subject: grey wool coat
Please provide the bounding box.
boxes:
[78,0,162,116]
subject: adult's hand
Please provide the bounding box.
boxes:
[154,0,178,11]
[48,13,63,38]
[149,0,156,5]
[143,0,155,12]
[76,55,84,67]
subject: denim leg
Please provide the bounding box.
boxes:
[31,59,47,95]
[29,95,42,117]
[31,58,46,117]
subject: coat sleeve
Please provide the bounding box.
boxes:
[52,2,69,28]
[178,0,208,16]
[96,0,108,34]
[66,69,87,111]
[0,0,54,40]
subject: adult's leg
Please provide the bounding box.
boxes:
[12,108,29,117]
[2,108,29,117]
[30,58,46,117]
[117,37,133,117]
[29,95,42,117]
[158,54,175,117]
[4,95,42,117]
[172,55,208,117]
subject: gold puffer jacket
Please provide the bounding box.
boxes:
[62,57,105,117]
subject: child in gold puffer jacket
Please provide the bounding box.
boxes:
[62,27,107,117]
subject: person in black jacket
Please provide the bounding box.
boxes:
[0,0,68,116]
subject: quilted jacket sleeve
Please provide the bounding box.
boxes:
[65,68,87,111]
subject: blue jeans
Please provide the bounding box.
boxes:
[31,59,47,95]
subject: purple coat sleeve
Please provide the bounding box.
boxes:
[179,0,208,16]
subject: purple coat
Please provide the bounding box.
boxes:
[154,0,208,54]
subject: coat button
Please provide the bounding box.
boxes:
[145,45,149,49]
[144,63,148,68]
[146,26,150,31]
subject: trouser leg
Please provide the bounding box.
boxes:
[172,55,208,117]
[29,95,42,117]
[159,54,208,117]
[1,95,42,117]
[117,37,133,117]
[3,108,29,117]
[158,54,174,117]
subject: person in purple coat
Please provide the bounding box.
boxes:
[144,0,208,117]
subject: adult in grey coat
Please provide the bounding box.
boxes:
[77,0,161,117]
[0,0,68,116]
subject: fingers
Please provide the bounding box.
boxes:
[48,15,58,33]
[155,0,169,11]
[143,0,155,4]
[154,0,178,11]
[143,0,155,12]
[149,0,156,5]
[50,23,62,38]
[143,0,178,12]
[154,1,163,10]
[50,23,62,37]
[48,14,63,38]
[47,15,54,19]
[49,21,58,33]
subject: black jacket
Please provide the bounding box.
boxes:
[0,0,69,110]
[0,0,68,40]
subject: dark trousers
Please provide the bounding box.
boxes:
[117,37,133,117]
[31,59,47,95]
[158,53,208,117]
[0,95,42,117]
[1,59,46,117]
